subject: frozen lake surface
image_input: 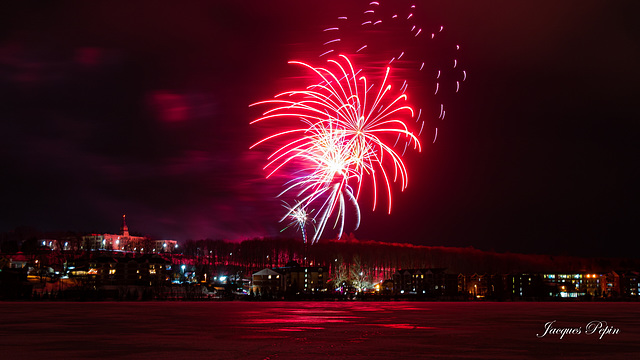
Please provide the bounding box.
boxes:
[1,301,639,359]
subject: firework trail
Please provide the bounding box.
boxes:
[251,55,420,243]
[250,1,464,243]
[319,0,467,144]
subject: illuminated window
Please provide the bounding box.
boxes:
[109,269,116,275]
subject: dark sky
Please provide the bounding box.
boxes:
[1,1,638,257]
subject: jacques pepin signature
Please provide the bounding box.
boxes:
[536,320,620,339]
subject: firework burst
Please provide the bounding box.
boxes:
[251,55,421,243]
[280,201,315,244]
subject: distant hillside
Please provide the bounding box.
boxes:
[179,236,640,276]
[315,238,640,274]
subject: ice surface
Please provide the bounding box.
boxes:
[1,302,638,359]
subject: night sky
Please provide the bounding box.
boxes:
[1,1,638,258]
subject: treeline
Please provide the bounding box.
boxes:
[179,235,640,278]
[3,226,639,278]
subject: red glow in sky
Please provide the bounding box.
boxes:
[0,0,638,257]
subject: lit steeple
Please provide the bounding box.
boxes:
[121,214,129,237]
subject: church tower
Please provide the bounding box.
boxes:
[121,214,130,237]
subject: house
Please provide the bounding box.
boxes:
[251,268,284,296]
[4,252,30,269]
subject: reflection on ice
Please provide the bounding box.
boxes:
[277,327,325,332]
[375,323,436,330]
[246,316,352,324]
[1,302,637,359]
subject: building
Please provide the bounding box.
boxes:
[251,268,284,296]
[619,271,639,298]
[280,262,329,294]
[392,268,459,296]
[81,215,177,253]
[377,279,394,295]
[467,273,489,298]
[67,254,171,287]
[541,272,605,298]
[39,239,70,251]
[603,271,620,298]
[3,253,30,269]
[251,262,329,297]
